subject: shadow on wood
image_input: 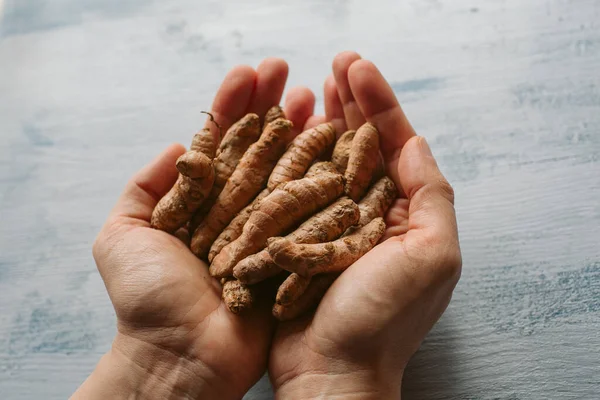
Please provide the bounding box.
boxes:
[402,314,463,400]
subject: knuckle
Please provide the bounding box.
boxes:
[91,236,103,261]
[435,243,462,284]
[92,217,123,261]
[434,178,455,205]
[409,236,462,287]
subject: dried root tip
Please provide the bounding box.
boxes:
[173,227,191,247]
[345,123,380,201]
[276,273,311,305]
[216,113,261,159]
[233,197,360,284]
[208,188,270,263]
[233,249,282,284]
[331,130,356,173]
[272,274,337,321]
[190,127,217,159]
[151,169,216,233]
[209,171,345,279]
[263,105,286,129]
[357,176,398,226]
[267,123,336,191]
[201,110,223,142]
[268,217,386,277]
[304,161,338,178]
[176,152,213,179]
[222,280,254,314]
[190,118,294,259]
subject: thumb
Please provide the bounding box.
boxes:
[397,136,459,247]
[109,143,186,223]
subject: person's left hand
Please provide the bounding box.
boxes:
[74,58,320,400]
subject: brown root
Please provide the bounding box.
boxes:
[272,274,337,321]
[267,123,336,191]
[276,273,311,305]
[208,188,270,263]
[345,123,380,201]
[268,217,386,277]
[190,118,294,259]
[222,280,254,314]
[210,172,344,278]
[331,129,356,173]
[233,197,359,284]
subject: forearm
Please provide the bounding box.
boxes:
[274,368,403,400]
[72,333,238,400]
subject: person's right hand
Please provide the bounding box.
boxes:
[268,52,462,399]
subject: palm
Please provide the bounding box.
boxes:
[91,58,317,396]
[269,199,417,378]
[98,222,273,389]
[269,53,460,394]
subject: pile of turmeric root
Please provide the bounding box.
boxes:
[151,107,397,321]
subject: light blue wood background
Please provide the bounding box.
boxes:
[1,0,599,398]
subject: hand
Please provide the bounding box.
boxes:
[73,58,319,400]
[268,52,462,399]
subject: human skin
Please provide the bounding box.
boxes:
[268,52,461,399]
[72,57,317,400]
[72,52,461,400]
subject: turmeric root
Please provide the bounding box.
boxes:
[175,151,213,179]
[190,118,294,259]
[234,197,359,284]
[268,217,386,277]
[263,105,286,129]
[267,123,336,191]
[222,280,254,314]
[208,188,270,263]
[173,227,191,247]
[189,114,261,230]
[345,123,380,201]
[276,273,311,305]
[210,172,345,278]
[273,177,394,306]
[357,176,398,226]
[304,161,338,178]
[272,274,337,321]
[190,127,217,159]
[151,128,216,233]
[331,129,355,173]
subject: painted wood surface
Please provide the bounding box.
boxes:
[1,0,598,398]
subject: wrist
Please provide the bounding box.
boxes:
[73,333,239,400]
[273,367,402,399]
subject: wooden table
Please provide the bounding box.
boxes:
[1,0,598,398]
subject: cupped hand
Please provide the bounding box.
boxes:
[83,59,319,399]
[269,52,462,399]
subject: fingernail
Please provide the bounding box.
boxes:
[419,137,433,157]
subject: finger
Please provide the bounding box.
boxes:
[303,115,326,131]
[332,51,366,129]
[284,86,315,135]
[247,58,289,121]
[380,198,410,241]
[397,136,457,245]
[205,65,257,141]
[109,144,186,224]
[323,74,346,135]
[347,59,416,159]
[347,59,417,192]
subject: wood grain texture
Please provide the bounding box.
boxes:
[0,0,598,399]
